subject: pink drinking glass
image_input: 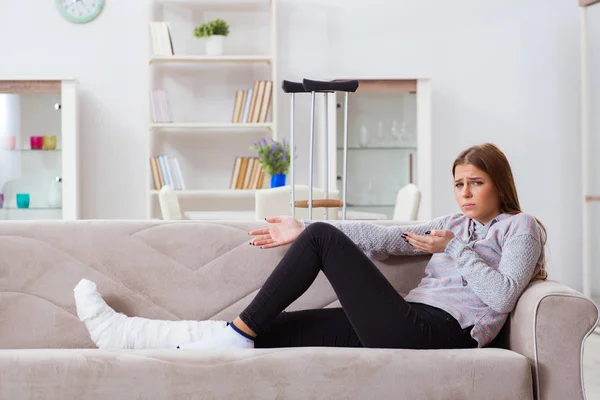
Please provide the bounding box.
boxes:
[30,136,43,150]
[1,136,16,150]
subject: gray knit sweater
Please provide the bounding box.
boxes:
[304,212,544,347]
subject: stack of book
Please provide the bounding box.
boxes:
[150,89,172,123]
[232,80,273,123]
[149,22,174,56]
[150,155,186,190]
[229,156,268,190]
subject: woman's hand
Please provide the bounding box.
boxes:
[403,230,455,254]
[248,215,304,249]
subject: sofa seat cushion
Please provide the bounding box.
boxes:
[0,347,533,400]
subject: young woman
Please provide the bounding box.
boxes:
[74,143,546,351]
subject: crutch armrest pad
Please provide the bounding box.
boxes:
[294,199,344,208]
[302,79,359,93]
[281,80,307,93]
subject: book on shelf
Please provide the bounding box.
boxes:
[232,80,273,124]
[150,155,186,190]
[149,22,174,56]
[229,156,268,190]
[150,90,172,123]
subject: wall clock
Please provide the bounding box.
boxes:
[56,0,105,24]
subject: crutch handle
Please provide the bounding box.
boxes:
[302,79,359,93]
[281,80,307,93]
[294,199,344,208]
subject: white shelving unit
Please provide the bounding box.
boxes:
[314,78,432,221]
[148,0,277,219]
[0,78,79,220]
[581,0,600,322]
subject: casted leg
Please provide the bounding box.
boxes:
[73,279,227,349]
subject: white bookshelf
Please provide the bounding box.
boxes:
[148,0,278,219]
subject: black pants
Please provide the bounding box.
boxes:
[240,222,478,350]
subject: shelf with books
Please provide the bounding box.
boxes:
[149,79,274,127]
[148,0,277,219]
[228,156,268,190]
[150,155,186,191]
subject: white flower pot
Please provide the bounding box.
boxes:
[205,35,224,56]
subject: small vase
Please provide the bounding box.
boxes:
[48,177,62,208]
[205,35,224,56]
[270,174,286,188]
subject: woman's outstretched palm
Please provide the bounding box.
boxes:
[248,216,304,249]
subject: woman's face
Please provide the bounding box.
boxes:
[454,163,501,225]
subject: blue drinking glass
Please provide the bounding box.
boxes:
[16,193,30,209]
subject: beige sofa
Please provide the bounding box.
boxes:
[0,220,597,400]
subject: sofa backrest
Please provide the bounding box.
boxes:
[0,220,430,349]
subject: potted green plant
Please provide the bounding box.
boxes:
[194,19,230,56]
[250,138,292,188]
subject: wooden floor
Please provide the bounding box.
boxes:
[584,332,600,399]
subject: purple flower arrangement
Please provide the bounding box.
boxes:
[249,138,293,176]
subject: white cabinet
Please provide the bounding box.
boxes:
[581,1,600,307]
[314,79,432,220]
[0,78,79,220]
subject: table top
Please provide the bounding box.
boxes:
[184,210,389,221]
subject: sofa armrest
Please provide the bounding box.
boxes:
[506,280,599,400]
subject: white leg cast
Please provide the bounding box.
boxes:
[73,279,226,349]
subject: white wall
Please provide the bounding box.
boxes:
[0,0,582,290]
[0,0,149,219]
[278,0,582,290]
[584,2,600,299]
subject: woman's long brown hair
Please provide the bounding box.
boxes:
[452,143,547,280]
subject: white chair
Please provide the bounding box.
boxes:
[159,185,257,221]
[392,183,421,221]
[163,183,420,222]
[158,185,184,220]
[255,185,340,221]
